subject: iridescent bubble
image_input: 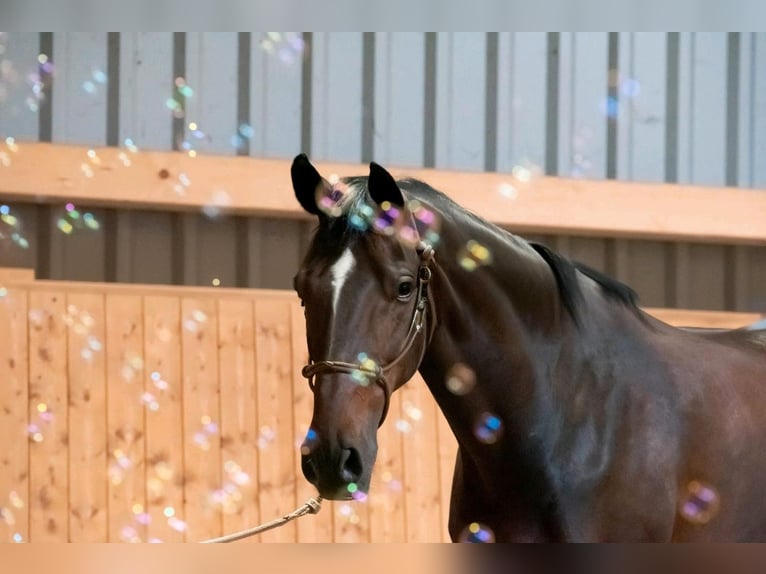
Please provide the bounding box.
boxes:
[445,362,476,396]
[403,402,423,421]
[679,480,720,525]
[499,183,518,200]
[168,517,187,532]
[57,219,73,235]
[458,240,492,272]
[12,533,22,543]
[82,80,96,94]
[135,512,151,526]
[601,96,619,119]
[141,392,159,411]
[0,507,15,526]
[0,287,7,298]
[458,522,495,543]
[238,123,254,139]
[202,190,231,219]
[8,491,23,509]
[621,78,641,98]
[92,69,107,84]
[315,181,349,218]
[120,525,139,542]
[474,412,503,445]
[395,419,412,434]
[163,506,175,518]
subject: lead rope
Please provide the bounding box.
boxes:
[200,496,324,543]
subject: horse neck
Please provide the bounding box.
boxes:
[418,211,571,448]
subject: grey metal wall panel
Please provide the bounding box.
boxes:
[0,33,39,141]
[184,33,238,156]
[558,33,610,179]
[118,33,174,151]
[752,34,766,187]
[677,33,728,186]
[51,33,108,146]
[310,33,364,162]
[249,33,303,159]
[616,33,668,182]
[434,33,487,171]
[128,210,175,285]
[496,33,548,174]
[373,33,426,168]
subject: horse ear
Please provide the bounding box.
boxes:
[291,153,327,216]
[368,162,404,207]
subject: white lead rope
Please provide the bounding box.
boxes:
[199,496,324,543]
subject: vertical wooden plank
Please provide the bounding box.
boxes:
[180,297,221,541]
[143,295,184,542]
[218,298,260,542]
[27,290,68,541]
[0,288,29,543]
[399,373,442,542]
[290,301,333,542]
[367,391,407,543]
[105,294,146,542]
[249,32,303,158]
[557,33,610,179]
[118,33,174,151]
[254,299,297,542]
[310,33,364,162]
[434,33,487,171]
[496,33,548,173]
[66,292,107,541]
[372,33,426,167]
[616,33,668,182]
[677,33,728,185]
[436,410,458,543]
[0,33,40,141]
[184,33,238,156]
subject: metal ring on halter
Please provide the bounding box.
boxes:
[301,242,435,428]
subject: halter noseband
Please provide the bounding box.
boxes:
[301,243,436,428]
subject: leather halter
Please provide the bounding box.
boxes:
[301,243,436,428]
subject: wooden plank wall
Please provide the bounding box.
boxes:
[0,282,459,543]
[0,279,762,543]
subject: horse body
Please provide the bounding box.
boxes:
[290,155,766,542]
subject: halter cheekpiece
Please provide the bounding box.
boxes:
[301,242,435,427]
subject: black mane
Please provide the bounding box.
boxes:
[529,242,640,323]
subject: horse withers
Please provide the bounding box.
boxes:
[290,154,766,542]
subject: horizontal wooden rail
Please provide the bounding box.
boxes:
[1,143,765,245]
[0,276,762,329]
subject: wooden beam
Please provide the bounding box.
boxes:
[1,143,765,245]
[0,275,761,330]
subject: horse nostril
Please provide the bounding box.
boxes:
[301,456,317,485]
[339,448,363,483]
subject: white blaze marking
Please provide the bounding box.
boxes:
[330,248,356,314]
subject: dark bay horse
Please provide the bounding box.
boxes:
[290,154,766,542]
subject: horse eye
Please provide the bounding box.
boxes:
[397,281,414,299]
